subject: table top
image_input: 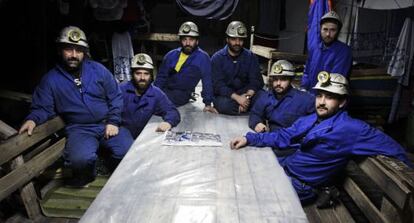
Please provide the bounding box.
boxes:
[81,102,308,223]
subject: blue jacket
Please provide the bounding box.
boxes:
[301,41,352,92]
[120,82,180,138]
[154,47,214,106]
[246,110,411,186]
[211,46,264,97]
[249,88,315,131]
[26,59,122,126]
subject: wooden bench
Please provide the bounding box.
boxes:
[304,155,414,223]
[0,117,65,221]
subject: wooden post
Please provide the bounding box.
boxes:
[0,120,43,221]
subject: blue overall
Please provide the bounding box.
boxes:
[120,82,180,138]
[211,46,264,115]
[26,59,133,185]
[301,41,352,93]
[154,47,214,107]
[245,110,411,203]
[249,88,315,132]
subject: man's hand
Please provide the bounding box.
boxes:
[232,93,250,108]
[230,136,248,150]
[203,105,218,114]
[105,124,119,139]
[19,120,36,136]
[254,123,268,133]
[156,122,172,132]
[245,90,255,98]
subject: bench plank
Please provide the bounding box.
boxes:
[344,177,388,223]
[0,138,65,201]
[357,157,411,209]
[0,120,43,220]
[0,116,64,165]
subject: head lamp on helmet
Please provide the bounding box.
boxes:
[57,26,89,48]
[313,71,349,95]
[131,53,154,70]
[178,22,199,37]
[226,21,248,38]
[269,60,295,76]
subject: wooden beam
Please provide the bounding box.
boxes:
[0,116,64,166]
[0,138,65,201]
[351,68,388,77]
[356,157,411,210]
[270,51,307,63]
[134,33,179,42]
[0,90,32,103]
[344,177,389,223]
[0,120,17,140]
[251,45,276,59]
[0,121,42,220]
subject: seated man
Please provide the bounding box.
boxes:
[121,53,180,138]
[211,21,264,115]
[230,72,411,204]
[154,21,217,113]
[249,60,314,133]
[19,26,133,187]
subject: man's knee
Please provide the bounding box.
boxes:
[214,97,239,115]
[106,127,134,159]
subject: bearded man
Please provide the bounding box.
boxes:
[121,53,180,138]
[154,21,217,113]
[211,21,264,115]
[19,26,133,187]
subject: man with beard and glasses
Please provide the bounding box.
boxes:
[211,21,264,115]
[249,60,314,133]
[19,26,133,187]
[120,53,180,138]
[301,11,352,94]
[230,72,411,204]
[154,21,217,113]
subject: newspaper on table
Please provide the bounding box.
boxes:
[162,130,222,147]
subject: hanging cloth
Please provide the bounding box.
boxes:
[175,0,239,20]
[387,17,414,122]
[112,31,134,82]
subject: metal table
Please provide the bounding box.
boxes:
[81,102,308,223]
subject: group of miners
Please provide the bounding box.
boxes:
[18,11,412,205]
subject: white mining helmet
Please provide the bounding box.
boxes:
[320,11,342,30]
[269,60,295,77]
[131,53,154,70]
[178,21,199,37]
[56,26,89,48]
[226,21,248,38]
[313,71,349,95]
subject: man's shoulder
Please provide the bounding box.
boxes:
[84,59,107,70]
[334,111,368,130]
[211,47,227,59]
[119,81,133,92]
[292,88,314,100]
[334,40,351,51]
[195,47,210,57]
[165,48,181,57]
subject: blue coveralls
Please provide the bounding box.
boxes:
[249,88,315,132]
[245,110,411,203]
[154,47,214,107]
[301,41,352,93]
[26,59,133,186]
[120,82,181,138]
[211,46,264,115]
